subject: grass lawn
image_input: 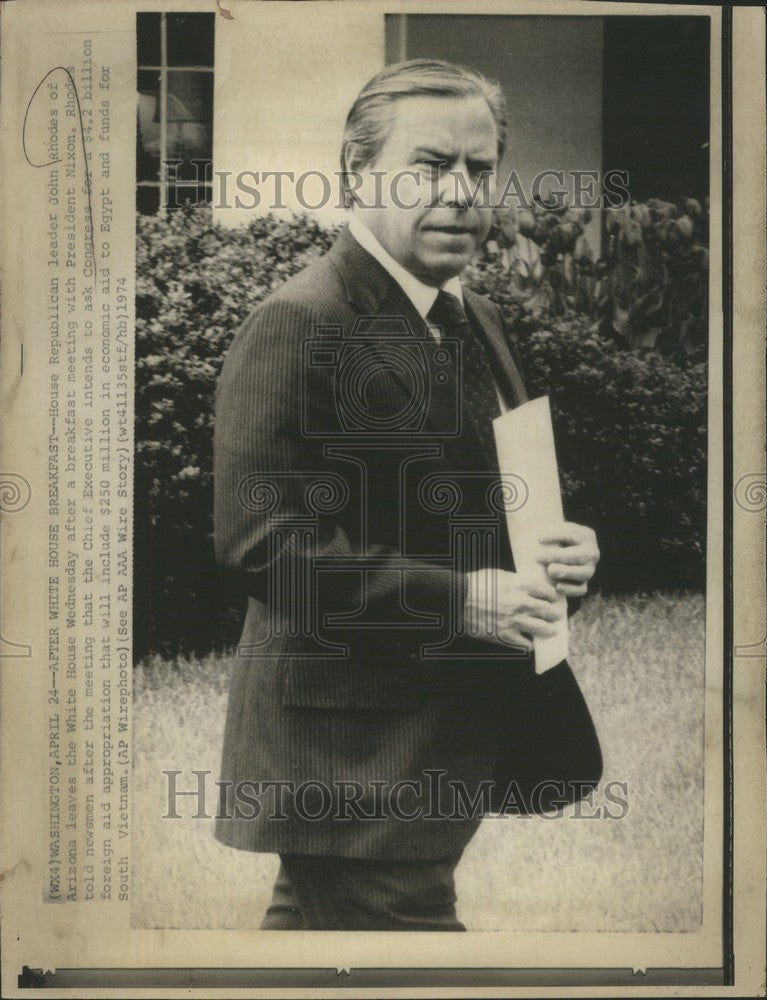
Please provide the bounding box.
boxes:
[132,592,705,931]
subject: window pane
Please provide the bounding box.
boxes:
[166,72,213,181]
[137,69,160,182]
[166,71,213,123]
[166,12,215,66]
[164,183,213,211]
[136,12,161,66]
[137,186,160,215]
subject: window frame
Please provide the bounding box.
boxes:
[136,12,214,213]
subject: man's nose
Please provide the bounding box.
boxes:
[435,165,473,209]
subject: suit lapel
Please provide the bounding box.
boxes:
[327,228,465,448]
[374,279,490,456]
[326,226,516,463]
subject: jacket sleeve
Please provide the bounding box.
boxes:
[213,297,466,633]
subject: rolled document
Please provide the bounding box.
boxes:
[493,396,568,674]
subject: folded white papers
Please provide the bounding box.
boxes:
[493,396,568,674]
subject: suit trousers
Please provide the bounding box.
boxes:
[260,853,467,931]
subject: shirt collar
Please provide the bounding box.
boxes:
[347,214,464,320]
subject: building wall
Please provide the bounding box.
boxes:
[213,3,383,227]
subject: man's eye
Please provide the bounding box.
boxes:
[416,159,445,172]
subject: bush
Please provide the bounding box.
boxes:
[135,204,706,657]
[505,315,707,592]
[600,198,709,356]
[475,197,709,358]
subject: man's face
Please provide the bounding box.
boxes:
[351,94,499,286]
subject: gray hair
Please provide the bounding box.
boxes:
[340,59,507,202]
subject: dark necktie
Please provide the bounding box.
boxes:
[427,290,500,461]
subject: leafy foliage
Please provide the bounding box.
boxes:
[506,315,707,592]
[477,197,709,357]
[600,199,709,355]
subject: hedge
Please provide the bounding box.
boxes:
[135,203,707,658]
[510,316,706,593]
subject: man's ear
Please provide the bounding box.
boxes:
[342,143,369,209]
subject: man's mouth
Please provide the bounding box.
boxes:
[423,225,474,236]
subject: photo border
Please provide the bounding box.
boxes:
[3,0,763,994]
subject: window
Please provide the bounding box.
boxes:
[136,12,215,214]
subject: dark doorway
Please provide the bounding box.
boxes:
[602,16,710,203]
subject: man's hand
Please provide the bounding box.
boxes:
[464,568,564,650]
[534,522,600,598]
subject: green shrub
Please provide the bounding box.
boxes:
[477,198,709,358]
[505,314,707,592]
[600,198,709,356]
[135,204,706,657]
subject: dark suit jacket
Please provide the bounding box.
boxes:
[214,225,565,859]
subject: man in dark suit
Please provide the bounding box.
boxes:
[213,59,600,930]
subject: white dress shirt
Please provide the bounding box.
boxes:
[347,214,463,339]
